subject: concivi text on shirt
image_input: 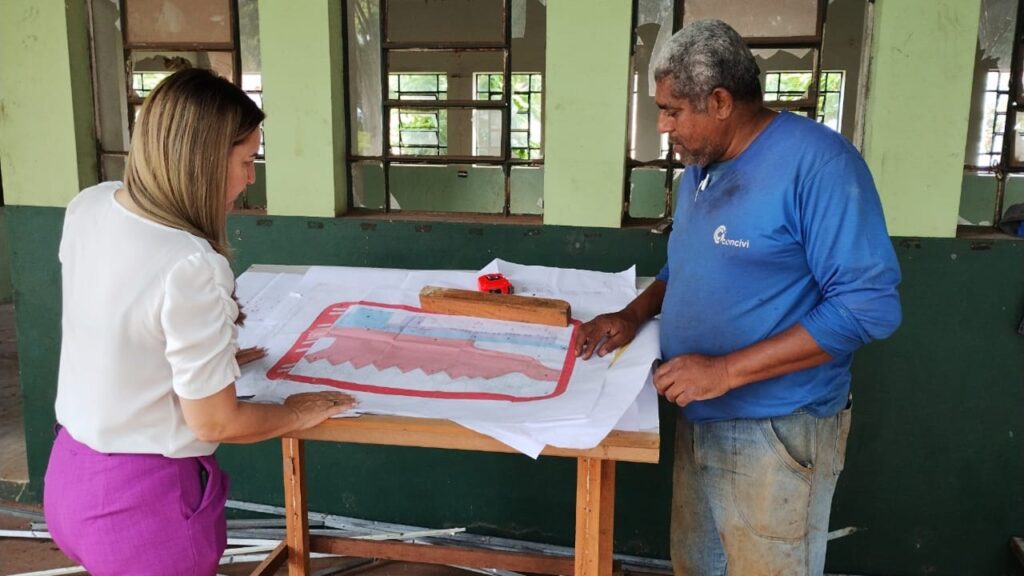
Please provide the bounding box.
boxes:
[712,225,750,249]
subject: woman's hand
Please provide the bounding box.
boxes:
[182,386,358,444]
[284,392,358,432]
[236,346,267,366]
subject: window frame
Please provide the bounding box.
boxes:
[624,0,828,227]
[389,73,449,156]
[91,0,249,184]
[474,72,543,160]
[971,70,1010,172]
[761,69,845,130]
[119,0,243,134]
[962,0,1024,233]
[343,0,545,217]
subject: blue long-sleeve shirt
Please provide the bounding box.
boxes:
[656,112,901,422]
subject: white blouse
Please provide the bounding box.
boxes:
[55,181,240,457]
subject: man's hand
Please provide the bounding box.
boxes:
[653,354,735,407]
[575,310,640,360]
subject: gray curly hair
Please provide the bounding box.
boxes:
[652,19,762,111]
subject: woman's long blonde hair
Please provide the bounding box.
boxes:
[124,68,264,259]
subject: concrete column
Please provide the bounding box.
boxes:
[0,0,97,206]
[259,0,348,216]
[542,0,632,228]
[862,0,982,237]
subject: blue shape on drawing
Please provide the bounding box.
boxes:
[334,305,566,350]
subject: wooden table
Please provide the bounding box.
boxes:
[250,414,659,576]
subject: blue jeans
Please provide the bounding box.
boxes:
[670,407,852,576]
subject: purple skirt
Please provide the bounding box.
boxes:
[43,427,229,576]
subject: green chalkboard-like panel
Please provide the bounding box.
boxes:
[7,206,64,499]
[224,214,669,276]
[827,237,1024,576]
[8,206,1024,573]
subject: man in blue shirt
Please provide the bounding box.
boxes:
[575,19,901,576]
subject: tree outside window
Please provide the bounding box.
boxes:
[474,73,543,159]
[763,70,844,131]
[388,73,448,156]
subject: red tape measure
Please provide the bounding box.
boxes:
[477,273,513,294]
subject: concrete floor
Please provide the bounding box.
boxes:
[0,497,490,574]
[0,497,485,575]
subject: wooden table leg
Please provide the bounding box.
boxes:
[283,437,311,576]
[574,457,616,576]
[250,542,288,575]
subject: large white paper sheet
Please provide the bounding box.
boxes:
[234,261,659,456]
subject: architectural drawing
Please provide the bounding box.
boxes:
[268,302,580,401]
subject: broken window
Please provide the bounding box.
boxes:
[345,0,547,216]
[762,70,845,130]
[681,0,819,40]
[88,0,262,205]
[960,0,1024,231]
[121,0,240,132]
[239,0,263,158]
[626,0,866,223]
[975,70,1011,170]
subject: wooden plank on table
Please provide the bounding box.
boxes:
[308,536,576,575]
[419,286,571,327]
[286,415,660,464]
[283,438,311,576]
[249,541,288,576]
[574,458,616,576]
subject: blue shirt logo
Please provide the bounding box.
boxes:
[713,225,750,249]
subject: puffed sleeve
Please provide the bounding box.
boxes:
[161,251,240,399]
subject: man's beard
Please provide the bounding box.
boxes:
[671,139,722,168]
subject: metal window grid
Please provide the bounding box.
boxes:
[625,0,828,225]
[475,73,542,160]
[118,0,243,135]
[762,70,844,128]
[966,0,1024,230]
[389,73,448,156]
[343,0,543,216]
[976,70,1011,171]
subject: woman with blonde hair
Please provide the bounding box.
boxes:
[43,68,355,575]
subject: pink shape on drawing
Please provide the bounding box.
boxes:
[267,301,579,402]
[304,327,561,382]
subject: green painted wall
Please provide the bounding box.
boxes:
[863,0,982,238]
[0,0,97,207]
[259,0,347,217]
[827,237,1024,576]
[542,0,632,228]
[8,206,1024,574]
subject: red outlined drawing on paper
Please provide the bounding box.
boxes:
[267,302,580,401]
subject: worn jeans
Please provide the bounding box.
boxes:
[671,407,852,576]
